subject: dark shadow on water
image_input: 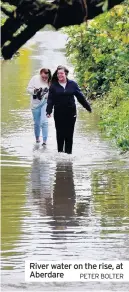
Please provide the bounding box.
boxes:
[31,158,77,220]
[52,161,76,217]
[30,157,91,243]
[50,161,79,241]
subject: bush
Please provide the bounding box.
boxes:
[63,0,129,151]
[64,0,129,97]
[95,80,129,151]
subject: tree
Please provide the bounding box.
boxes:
[1,0,125,59]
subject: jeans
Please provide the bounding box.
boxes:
[32,102,48,142]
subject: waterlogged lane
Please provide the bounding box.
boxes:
[1,29,129,292]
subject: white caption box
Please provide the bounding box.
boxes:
[25,260,129,282]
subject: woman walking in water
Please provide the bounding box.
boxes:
[27,68,51,145]
[46,66,92,154]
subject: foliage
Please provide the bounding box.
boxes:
[64,0,129,96]
[1,0,125,59]
[95,80,129,151]
[64,0,129,151]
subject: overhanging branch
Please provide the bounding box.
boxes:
[1,0,125,59]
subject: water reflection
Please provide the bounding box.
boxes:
[31,156,52,216]
[52,161,76,217]
[31,158,76,220]
[1,163,28,256]
[30,156,92,240]
[92,168,129,219]
[30,158,77,245]
[92,168,129,243]
[51,161,78,244]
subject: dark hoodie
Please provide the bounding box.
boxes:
[46,79,92,116]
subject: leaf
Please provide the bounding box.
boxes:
[102,0,108,12]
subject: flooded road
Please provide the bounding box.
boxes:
[1,28,129,292]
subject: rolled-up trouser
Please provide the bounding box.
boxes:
[32,102,48,142]
[54,108,76,154]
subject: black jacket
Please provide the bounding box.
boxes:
[46,79,92,115]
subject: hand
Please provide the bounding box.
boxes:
[34,88,38,93]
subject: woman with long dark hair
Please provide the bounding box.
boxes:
[27,68,51,145]
[46,66,92,154]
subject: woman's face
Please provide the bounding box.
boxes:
[57,69,66,82]
[40,72,49,82]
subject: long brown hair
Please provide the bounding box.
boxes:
[40,68,52,84]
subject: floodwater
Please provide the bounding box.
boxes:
[1,28,129,292]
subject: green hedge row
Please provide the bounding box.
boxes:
[63,0,129,151]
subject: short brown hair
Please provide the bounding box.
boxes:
[52,65,69,83]
[57,66,69,75]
